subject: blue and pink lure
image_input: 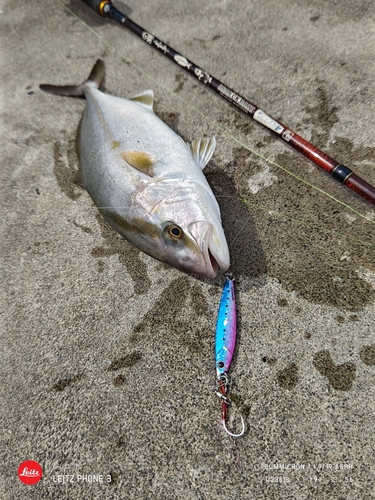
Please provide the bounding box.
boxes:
[215,276,237,379]
[215,276,245,438]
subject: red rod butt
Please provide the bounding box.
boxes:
[345,173,375,205]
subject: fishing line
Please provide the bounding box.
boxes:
[225,197,375,249]
[56,0,375,231]
[228,214,253,250]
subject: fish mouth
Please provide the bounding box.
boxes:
[208,248,219,277]
[189,221,229,278]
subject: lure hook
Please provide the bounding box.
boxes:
[216,374,245,438]
[222,412,245,438]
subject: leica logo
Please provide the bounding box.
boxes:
[18,460,43,485]
[19,467,40,477]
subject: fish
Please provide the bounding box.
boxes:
[40,59,230,278]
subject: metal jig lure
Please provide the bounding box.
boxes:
[215,275,245,438]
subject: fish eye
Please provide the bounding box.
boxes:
[168,225,183,238]
[163,223,184,244]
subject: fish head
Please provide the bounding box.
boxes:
[114,179,230,278]
[156,218,229,278]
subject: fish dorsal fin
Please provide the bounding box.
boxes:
[122,150,158,176]
[130,90,154,109]
[187,137,216,169]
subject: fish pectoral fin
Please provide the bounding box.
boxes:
[130,90,154,110]
[187,137,216,170]
[122,150,158,177]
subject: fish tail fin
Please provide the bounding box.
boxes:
[39,59,105,97]
[87,59,105,88]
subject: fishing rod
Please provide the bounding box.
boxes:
[80,0,375,206]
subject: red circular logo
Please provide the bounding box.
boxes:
[18,460,43,485]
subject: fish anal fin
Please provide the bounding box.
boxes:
[122,150,158,177]
[130,90,154,110]
[188,137,217,170]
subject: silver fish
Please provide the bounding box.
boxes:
[40,60,230,278]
